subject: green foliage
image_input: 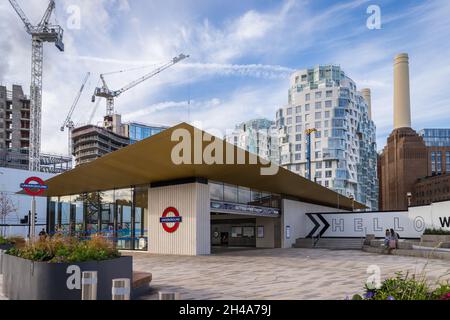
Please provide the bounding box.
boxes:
[423,228,450,235]
[0,236,10,245]
[6,235,120,263]
[357,272,450,300]
[431,282,450,300]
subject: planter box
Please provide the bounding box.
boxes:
[0,244,13,251]
[422,235,450,243]
[2,254,132,300]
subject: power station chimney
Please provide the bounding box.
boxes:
[361,88,372,120]
[393,53,411,129]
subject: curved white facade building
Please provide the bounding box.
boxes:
[276,65,378,210]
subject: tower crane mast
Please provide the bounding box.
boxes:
[61,72,91,156]
[92,54,189,130]
[9,0,64,172]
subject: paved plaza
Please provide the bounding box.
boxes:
[133,248,450,300]
[1,248,450,300]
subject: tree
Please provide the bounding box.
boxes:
[0,192,18,237]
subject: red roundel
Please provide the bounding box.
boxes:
[160,207,182,233]
[20,177,48,196]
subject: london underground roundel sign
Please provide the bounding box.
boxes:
[160,207,182,233]
[20,177,48,196]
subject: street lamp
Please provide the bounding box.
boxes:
[406,192,412,207]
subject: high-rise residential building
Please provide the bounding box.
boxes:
[72,114,168,166]
[72,124,130,167]
[0,84,73,173]
[122,121,168,144]
[225,119,279,164]
[276,65,378,210]
[0,85,31,170]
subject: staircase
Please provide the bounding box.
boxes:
[293,238,364,250]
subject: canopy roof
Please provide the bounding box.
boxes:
[35,123,365,210]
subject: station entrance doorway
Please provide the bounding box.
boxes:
[210,212,281,250]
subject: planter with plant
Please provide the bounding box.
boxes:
[2,236,132,300]
[0,236,14,251]
[422,228,450,244]
[351,271,450,300]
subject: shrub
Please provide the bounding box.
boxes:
[431,282,450,300]
[354,272,450,300]
[423,228,450,235]
[0,236,11,245]
[6,235,120,263]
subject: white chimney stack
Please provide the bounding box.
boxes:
[393,53,412,129]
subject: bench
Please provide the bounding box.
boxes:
[132,271,152,298]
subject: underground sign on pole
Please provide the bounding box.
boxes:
[20,177,48,240]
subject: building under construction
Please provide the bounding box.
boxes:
[71,114,167,166]
[0,84,72,173]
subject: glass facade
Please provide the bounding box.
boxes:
[419,129,450,147]
[48,186,148,251]
[209,181,281,209]
[128,123,167,144]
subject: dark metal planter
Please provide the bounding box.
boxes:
[0,244,13,251]
[2,254,132,300]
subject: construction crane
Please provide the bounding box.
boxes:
[60,72,91,156]
[92,54,189,130]
[9,0,64,172]
[305,128,318,181]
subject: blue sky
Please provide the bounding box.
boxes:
[1,0,449,154]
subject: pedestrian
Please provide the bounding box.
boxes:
[384,229,391,247]
[38,228,47,240]
[389,228,398,250]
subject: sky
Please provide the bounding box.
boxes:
[0,0,449,155]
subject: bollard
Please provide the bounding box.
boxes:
[81,271,98,300]
[112,278,131,300]
[159,291,181,300]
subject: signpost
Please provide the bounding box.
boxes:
[20,177,48,240]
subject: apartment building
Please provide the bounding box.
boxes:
[276,65,378,210]
[225,119,279,164]
[0,85,31,170]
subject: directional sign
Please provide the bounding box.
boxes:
[20,177,48,196]
[160,207,182,233]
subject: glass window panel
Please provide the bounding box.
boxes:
[115,188,133,250]
[238,187,251,204]
[134,185,148,251]
[209,182,224,201]
[224,184,238,203]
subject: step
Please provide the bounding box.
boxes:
[293,238,364,250]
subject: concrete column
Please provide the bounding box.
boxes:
[393,53,412,129]
[361,88,372,120]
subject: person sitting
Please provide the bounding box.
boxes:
[389,228,398,250]
[383,229,391,247]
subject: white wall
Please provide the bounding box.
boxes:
[255,217,276,248]
[281,199,347,248]
[148,182,210,256]
[305,211,421,238]
[0,167,55,238]
[408,201,450,233]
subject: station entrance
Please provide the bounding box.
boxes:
[210,212,281,250]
